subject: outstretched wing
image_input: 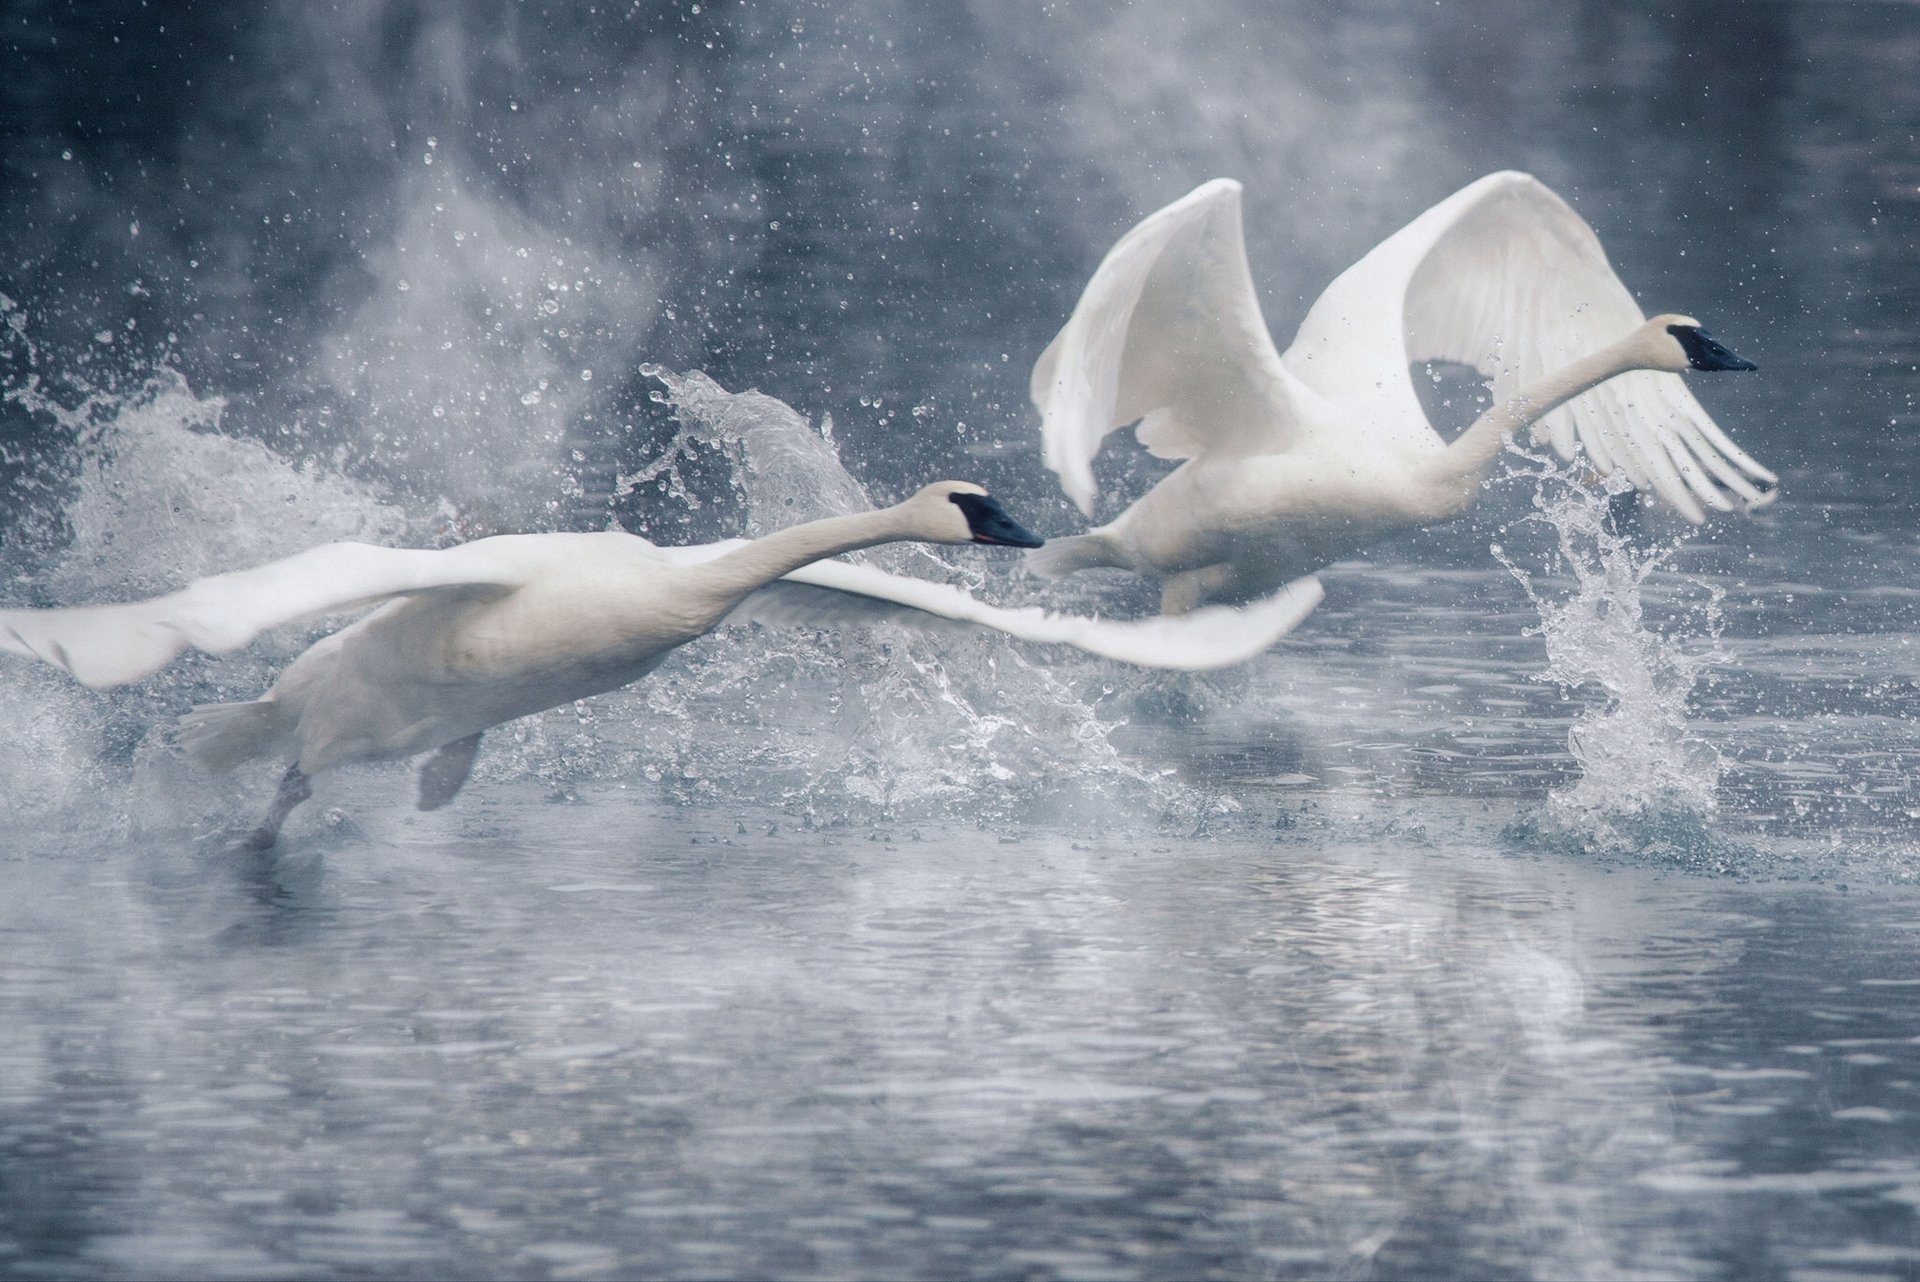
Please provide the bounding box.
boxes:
[1283,170,1775,520]
[723,556,1325,672]
[0,541,526,688]
[1031,179,1311,516]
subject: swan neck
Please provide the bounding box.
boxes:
[1432,331,1647,509]
[701,507,910,602]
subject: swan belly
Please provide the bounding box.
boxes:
[267,567,708,773]
[1109,454,1428,602]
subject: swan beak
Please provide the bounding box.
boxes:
[1667,324,1758,372]
[953,493,1046,548]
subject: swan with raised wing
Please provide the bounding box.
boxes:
[1,482,1321,845]
[1026,172,1774,615]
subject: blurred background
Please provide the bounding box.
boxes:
[2,0,1911,549]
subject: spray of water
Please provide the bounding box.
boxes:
[585,368,1199,826]
[0,298,432,842]
[1491,446,1727,831]
[3,303,1202,837]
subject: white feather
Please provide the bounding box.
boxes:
[0,542,523,688]
[1027,173,1776,613]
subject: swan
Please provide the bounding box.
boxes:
[1026,171,1775,615]
[0,481,1322,846]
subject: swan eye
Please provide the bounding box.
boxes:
[949,493,1045,548]
[1667,324,1758,372]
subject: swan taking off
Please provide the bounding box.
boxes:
[1,482,1321,846]
[1027,172,1775,615]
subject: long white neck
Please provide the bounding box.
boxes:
[1423,326,1665,515]
[694,505,918,612]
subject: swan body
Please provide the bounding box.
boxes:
[1028,172,1775,614]
[1,481,1322,842]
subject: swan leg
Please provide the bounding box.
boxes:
[417,731,483,811]
[245,762,312,851]
[1160,563,1239,615]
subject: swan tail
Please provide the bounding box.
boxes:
[1024,531,1126,580]
[176,699,293,773]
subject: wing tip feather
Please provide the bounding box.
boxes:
[1191,177,1243,202]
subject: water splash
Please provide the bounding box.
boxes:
[571,368,1197,825]
[627,365,870,533]
[1491,448,1726,830]
[0,302,424,842]
[0,303,1203,834]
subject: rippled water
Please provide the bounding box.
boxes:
[6,0,1920,1278]
[5,787,1920,1281]
[4,371,1919,1280]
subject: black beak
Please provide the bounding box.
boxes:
[1668,324,1758,372]
[950,492,1045,548]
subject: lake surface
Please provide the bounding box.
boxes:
[4,783,1920,1282]
[4,0,1920,1278]
[5,479,1919,1281]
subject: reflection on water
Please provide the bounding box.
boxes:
[2,790,1917,1280]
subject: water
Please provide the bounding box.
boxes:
[5,1,1920,1278]
[1493,452,1729,824]
[5,791,1917,1282]
[9,363,1920,1282]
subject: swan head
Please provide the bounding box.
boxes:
[904,481,1046,548]
[1644,314,1759,373]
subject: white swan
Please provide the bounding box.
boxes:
[1,482,1321,845]
[1027,171,1775,615]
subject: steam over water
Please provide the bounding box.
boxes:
[6,3,1920,1279]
